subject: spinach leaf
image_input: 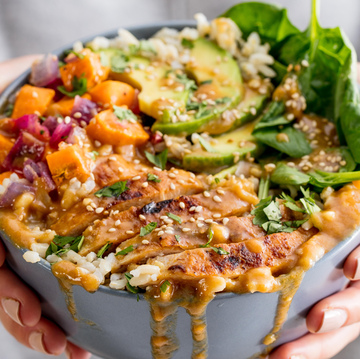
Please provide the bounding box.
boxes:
[271,163,310,185]
[253,125,312,158]
[309,170,360,188]
[222,2,300,47]
[145,149,168,170]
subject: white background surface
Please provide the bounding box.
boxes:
[1,0,360,358]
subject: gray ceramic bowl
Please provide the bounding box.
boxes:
[1,21,360,359]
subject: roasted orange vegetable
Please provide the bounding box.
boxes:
[11,85,55,119]
[59,49,109,91]
[0,134,14,165]
[0,172,12,184]
[46,144,92,185]
[0,118,16,134]
[45,94,92,117]
[89,81,135,107]
[86,109,149,146]
[353,181,360,189]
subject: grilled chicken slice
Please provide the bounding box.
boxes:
[138,227,318,285]
[52,169,205,236]
[79,178,258,255]
[112,216,266,270]
[92,154,143,188]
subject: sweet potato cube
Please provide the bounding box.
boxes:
[86,109,149,146]
[0,134,14,165]
[59,49,109,91]
[89,80,135,108]
[11,85,55,119]
[46,144,91,185]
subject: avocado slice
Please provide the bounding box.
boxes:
[182,121,263,173]
[152,38,245,136]
[96,48,190,121]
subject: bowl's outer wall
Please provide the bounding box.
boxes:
[1,21,359,359]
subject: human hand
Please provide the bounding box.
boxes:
[0,56,91,359]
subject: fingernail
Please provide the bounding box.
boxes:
[29,331,49,354]
[352,258,360,280]
[316,309,348,333]
[65,347,71,359]
[1,298,24,327]
[290,355,307,359]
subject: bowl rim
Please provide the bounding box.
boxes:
[1,19,358,301]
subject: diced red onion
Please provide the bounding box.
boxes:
[42,116,59,135]
[3,132,45,171]
[37,162,56,192]
[15,114,50,141]
[0,182,35,208]
[23,159,56,192]
[30,54,59,87]
[130,89,140,115]
[71,95,97,125]
[49,122,72,149]
[45,78,65,102]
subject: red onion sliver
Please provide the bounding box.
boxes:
[30,54,59,87]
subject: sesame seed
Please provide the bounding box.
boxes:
[189,206,196,212]
[182,228,190,232]
[340,160,347,166]
[222,218,229,225]
[213,213,221,218]
[90,202,97,209]
[132,176,141,181]
[139,214,146,220]
[205,219,213,224]
[142,182,148,188]
[179,202,185,209]
[250,107,257,116]
[158,231,165,236]
[287,113,295,121]
[195,206,203,213]
[216,189,225,195]
[126,230,134,235]
[190,218,196,222]
[95,207,104,214]
[134,159,140,164]
[178,179,185,184]
[108,228,116,233]
[115,220,121,226]
[319,162,325,167]
[197,217,204,221]
[213,196,222,203]
[109,156,117,161]
[153,167,162,171]
[73,112,82,118]
[165,229,174,234]
[170,183,176,190]
[118,167,124,173]
[83,198,92,206]
[64,116,71,124]
[301,59,309,67]
[86,205,94,212]
[164,218,173,224]
[203,191,210,198]
[168,173,176,178]
[197,223,204,228]
[142,240,149,244]
[57,117,63,124]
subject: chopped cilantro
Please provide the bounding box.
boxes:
[65,50,84,59]
[97,242,112,258]
[113,106,137,121]
[99,51,109,67]
[40,130,45,135]
[175,73,198,91]
[200,80,213,85]
[94,181,129,198]
[140,222,157,237]
[195,102,211,119]
[89,151,99,161]
[166,212,182,224]
[145,149,168,170]
[280,187,321,215]
[215,97,231,105]
[214,177,220,184]
[175,235,181,242]
[58,60,66,68]
[45,235,85,258]
[125,273,140,294]
[147,173,161,183]
[116,245,134,256]
[111,53,130,73]
[3,103,14,117]
[181,38,194,49]
[160,280,171,293]
[200,228,229,255]
[57,76,87,97]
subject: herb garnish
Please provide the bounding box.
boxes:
[111,53,130,73]
[166,213,182,224]
[175,235,181,242]
[116,245,134,256]
[198,136,217,153]
[89,151,99,161]
[140,222,157,237]
[145,149,168,170]
[124,273,140,294]
[57,76,87,97]
[97,242,111,258]
[200,228,229,255]
[215,97,231,105]
[94,181,129,198]
[174,73,197,91]
[214,177,220,184]
[113,106,137,121]
[65,50,84,59]
[160,280,171,293]
[200,80,213,85]
[181,38,194,49]
[147,173,161,183]
[3,103,14,117]
[45,235,84,258]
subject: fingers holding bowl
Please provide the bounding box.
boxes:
[343,245,360,281]
[65,342,93,359]
[269,323,360,359]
